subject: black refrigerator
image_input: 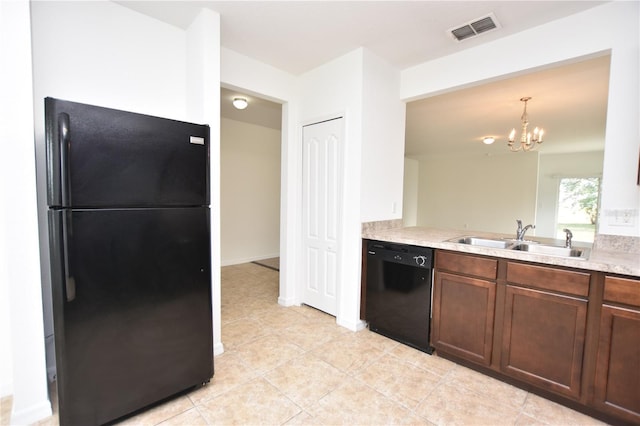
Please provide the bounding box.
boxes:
[45,98,214,425]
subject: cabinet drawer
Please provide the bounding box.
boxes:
[506,262,589,297]
[604,276,640,307]
[436,251,497,280]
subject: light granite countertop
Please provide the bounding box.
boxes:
[362,226,640,277]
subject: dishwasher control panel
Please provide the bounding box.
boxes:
[367,241,433,268]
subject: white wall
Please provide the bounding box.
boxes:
[185,8,223,357]
[220,118,281,265]
[536,151,604,238]
[297,49,365,331]
[0,240,11,397]
[415,152,538,235]
[402,158,419,227]
[0,0,51,422]
[411,150,604,239]
[401,1,640,238]
[30,1,187,119]
[361,50,405,222]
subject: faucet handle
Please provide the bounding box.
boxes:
[516,219,523,230]
[563,228,573,248]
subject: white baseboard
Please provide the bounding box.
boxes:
[277,296,296,306]
[213,341,224,356]
[0,380,12,398]
[9,398,52,426]
[336,317,367,332]
[221,253,279,267]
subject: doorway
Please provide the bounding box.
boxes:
[219,87,283,267]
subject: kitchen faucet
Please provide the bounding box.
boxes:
[516,219,535,241]
[563,228,573,248]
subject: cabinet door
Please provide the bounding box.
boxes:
[593,305,640,424]
[501,285,587,400]
[432,271,496,366]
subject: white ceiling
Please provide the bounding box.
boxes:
[405,54,611,157]
[116,1,605,75]
[115,1,611,154]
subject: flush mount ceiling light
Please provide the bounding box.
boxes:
[232,97,248,110]
[508,97,545,152]
[483,136,495,145]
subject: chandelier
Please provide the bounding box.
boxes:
[508,97,544,152]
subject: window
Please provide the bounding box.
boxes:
[556,177,601,243]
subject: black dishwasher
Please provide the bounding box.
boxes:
[365,240,434,354]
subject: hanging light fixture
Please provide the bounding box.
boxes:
[232,97,248,110]
[508,96,544,152]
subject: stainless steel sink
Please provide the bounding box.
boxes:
[449,236,589,259]
[511,243,589,259]
[452,237,513,249]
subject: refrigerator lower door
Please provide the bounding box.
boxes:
[49,207,213,426]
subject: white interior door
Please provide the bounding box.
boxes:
[302,117,343,316]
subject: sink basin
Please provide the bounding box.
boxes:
[449,236,589,259]
[511,243,588,259]
[452,237,513,249]
[450,236,589,259]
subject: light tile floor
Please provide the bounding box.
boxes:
[1,262,609,425]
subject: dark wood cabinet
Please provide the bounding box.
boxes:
[368,243,639,425]
[432,271,496,365]
[592,276,640,424]
[432,251,496,366]
[500,262,590,400]
[501,284,587,399]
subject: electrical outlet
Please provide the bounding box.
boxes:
[607,209,636,227]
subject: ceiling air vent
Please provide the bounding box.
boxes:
[449,13,500,42]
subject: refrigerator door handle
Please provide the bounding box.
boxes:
[62,211,76,302]
[59,113,71,206]
[49,211,76,302]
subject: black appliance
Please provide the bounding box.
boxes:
[365,240,434,354]
[45,98,213,425]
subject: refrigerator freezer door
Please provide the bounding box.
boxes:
[49,207,213,425]
[45,98,210,208]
